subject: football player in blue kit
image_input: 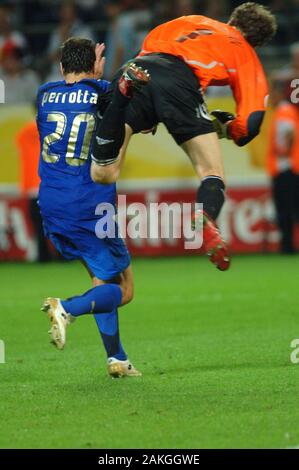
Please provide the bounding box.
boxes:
[37,38,149,378]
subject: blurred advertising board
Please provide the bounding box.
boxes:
[0,186,280,261]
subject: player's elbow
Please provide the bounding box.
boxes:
[235,111,265,147]
[90,162,120,184]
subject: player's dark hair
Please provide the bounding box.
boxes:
[228,2,277,47]
[60,37,96,74]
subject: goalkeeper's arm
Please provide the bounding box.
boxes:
[211,110,235,140]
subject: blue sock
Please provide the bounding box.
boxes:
[61,284,122,317]
[94,309,127,361]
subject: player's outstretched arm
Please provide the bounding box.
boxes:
[94,43,106,79]
[228,59,268,146]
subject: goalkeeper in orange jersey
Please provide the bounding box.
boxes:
[91,2,277,271]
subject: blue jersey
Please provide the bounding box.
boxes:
[37,78,114,220]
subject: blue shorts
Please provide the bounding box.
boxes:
[42,216,131,281]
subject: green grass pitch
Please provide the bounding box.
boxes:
[1,255,299,449]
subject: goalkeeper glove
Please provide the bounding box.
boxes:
[211,110,235,140]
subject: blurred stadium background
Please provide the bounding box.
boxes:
[1,0,299,450]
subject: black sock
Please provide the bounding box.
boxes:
[92,87,130,165]
[196,176,225,220]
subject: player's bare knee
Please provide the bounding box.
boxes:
[90,167,117,184]
[90,162,119,184]
[120,278,134,306]
[120,286,134,306]
[181,133,225,181]
[126,286,134,304]
[119,265,134,305]
[92,277,105,287]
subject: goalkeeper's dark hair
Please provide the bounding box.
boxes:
[60,37,96,74]
[228,2,277,47]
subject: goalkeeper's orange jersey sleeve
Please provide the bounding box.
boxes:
[139,15,269,146]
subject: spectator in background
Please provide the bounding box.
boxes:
[0,42,40,104]
[279,42,299,80]
[150,0,173,27]
[204,0,229,20]
[16,116,52,262]
[0,5,27,60]
[102,1,122,79]
[289,42,299,76]
[104,0,152,79]
[76,0,102,21]
[266,75,299,254]
[174,0,196,16]
[46,0,94,82]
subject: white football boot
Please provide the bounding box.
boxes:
[107,357,142,378]
[41,297,75,350]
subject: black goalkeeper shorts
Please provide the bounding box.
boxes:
[109,53,214,145]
